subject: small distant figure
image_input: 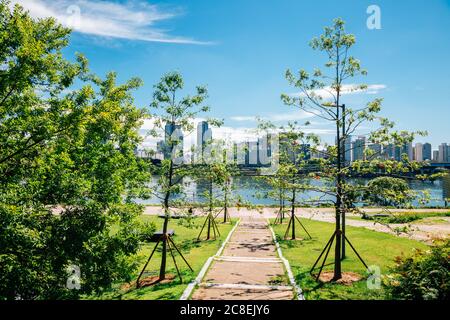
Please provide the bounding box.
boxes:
[188,207,193,215]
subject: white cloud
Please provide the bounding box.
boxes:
[230,109,313,123]
[297,84,387,99]
[10,0,209,44]
[229,116,257,122]
[270,110,314,122]
[230,84,387,124]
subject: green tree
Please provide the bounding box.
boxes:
[281,18,426,281]
[0,1,151,299]
[278,126,315,240]
[194,135,240,239]
[260,123,315,239]
[195,161,226,241]
[219,165,240,224]
[363,177,414,207]
[137,72,209,285]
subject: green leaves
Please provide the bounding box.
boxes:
[384,240,450,300]
[0,1,150,299]
[363,177,414,207]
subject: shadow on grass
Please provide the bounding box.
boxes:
[294,269,325,295]
[111,269,195,300]
[276,235,319,249]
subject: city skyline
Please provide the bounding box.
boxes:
[138,121,450,164]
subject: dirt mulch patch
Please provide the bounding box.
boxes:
[122,274,177,291]
[318,271,362,285]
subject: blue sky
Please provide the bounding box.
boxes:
[14,0,450,149]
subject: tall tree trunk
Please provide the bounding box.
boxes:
[208,177,213,238]
[341,103,347,259]
[159,214,168,280]
[334,46,342,280]
[160,157,174,280]
[291,188,296,240]
[224,180,229,223]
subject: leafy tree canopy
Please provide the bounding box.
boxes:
[0,1,150,299]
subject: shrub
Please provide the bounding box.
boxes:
[139,221,157,242]
[383,240,450,300]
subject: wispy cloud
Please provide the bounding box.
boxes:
[11,0,210,44]
[295,84,387,99]
[230,109,313,123]
[231,84,387,123]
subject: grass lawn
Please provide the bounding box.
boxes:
[86,215,236,300]
[348,211,450,224]
[271,218,429,300]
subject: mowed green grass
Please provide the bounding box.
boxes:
[348,211,450,223]
[271,218,428,300]
[87,215,236,300]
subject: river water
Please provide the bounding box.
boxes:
[139,174,450,207]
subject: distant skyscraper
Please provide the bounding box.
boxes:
[280,133,295,163]
[164,123,175,141]
[382,144,392,160]
[352,136,366,161]
[386,144,402,161]
[344,136,352,164]
[157,140,164,153]
[197,121,211,162]
[438,143,449,163]
[236,142,247,165]
[414,143,424,162]
[367,143,382,160]
[300,144,311,161]
[258,135,273,166]
[433,150,439,162]
[311,149,328,159]
[248,141,258,166]
[401,143,413,161]
[423,143,432,161]
[446,144,450,162]
[163,123,183,160]
[197,121,211,149]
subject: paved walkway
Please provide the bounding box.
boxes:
[191,216,295,300]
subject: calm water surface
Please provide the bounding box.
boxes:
[138,174,450,207]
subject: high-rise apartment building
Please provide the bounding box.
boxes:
[197,121,211,150]
[438,143,449,163]
[423,143,432,161]
[163,123,183,160]
[367,143,382,160]
[414,143,424,162]
[352,136,366,161]
[433,150,439,162]
[344,136,352,164]
[401,143,414,161]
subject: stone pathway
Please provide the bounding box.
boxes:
[191,216,295,300]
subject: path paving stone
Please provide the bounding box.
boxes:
[192,287,293,300]
[222,242,277,257]
[190,216,294,300]
[203,260,287,286]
